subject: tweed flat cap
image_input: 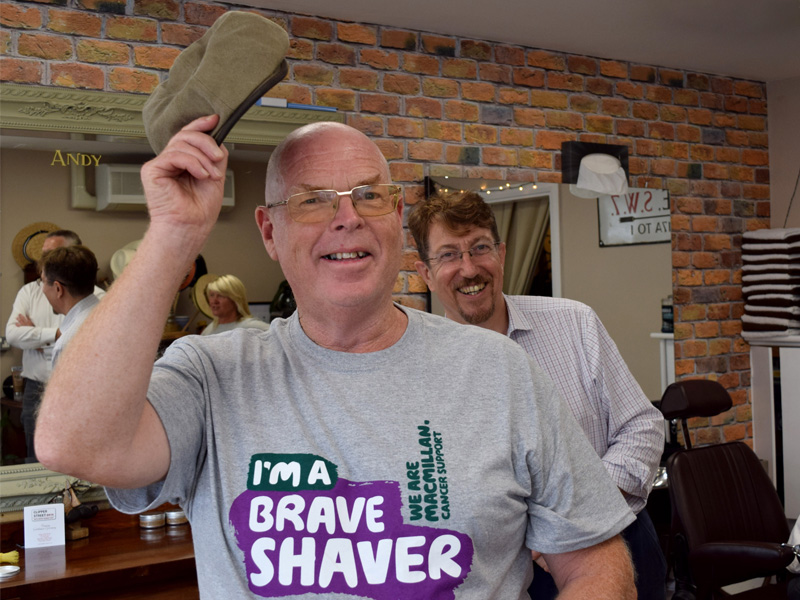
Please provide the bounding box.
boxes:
[143,11,289,154]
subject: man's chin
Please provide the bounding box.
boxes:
[457,303,494,326]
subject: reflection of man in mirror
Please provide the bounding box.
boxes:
[5,230,105,463]
[37,117,638,598]
[409,191,667,600]
[39,245,101,368]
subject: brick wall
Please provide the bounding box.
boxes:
[0,0,770,446]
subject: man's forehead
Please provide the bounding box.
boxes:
[430,222,494,247]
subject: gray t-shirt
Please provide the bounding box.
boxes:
[107,306,633,599]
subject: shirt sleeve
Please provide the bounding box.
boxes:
[588,310,665,512]
[5,285,59,350]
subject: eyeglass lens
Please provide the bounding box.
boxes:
[288,185,399,223]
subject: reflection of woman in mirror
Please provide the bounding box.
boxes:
[201,275,270,336]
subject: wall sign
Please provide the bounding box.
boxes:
[598,188,670,247]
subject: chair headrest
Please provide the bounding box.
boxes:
[659,379,733,420]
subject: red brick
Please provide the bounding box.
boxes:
[527,50,564,70]
[293,63,334,85]
[291,16,332,40]
[442,58,476,79]
[402,54,438,76]
[387,117,424,138]
[687,73,709,90]
[585,77,613,96]
[567,56,597,75]
[183,3,225,26]
[497,87,527,105]
[632,102,658,120]
[134,0,180,19]
[514,107,545,127]
[381,29,417,50]
[464,124,497,144]
[338,22,376,45]
[482,147,517,166]
[318,43,356,66]
[161,23,205,47]
[547,72,583,91]
[734,80,763,98]
[683,340,708,357]
[742,149,769,166]
[19,33,73,60]
[738,115,766,131]
[663,142,689,159]
[703,164,730,180]
[687,108,712,126]
[2,4,43,29]
[602,98,629,117]
[51,62,104,89]
[695,321,720,338]
[108,66,158,93]
[444,100,479,122]
[677,124,701,143]
[360,48,399,70]
[512,67,544,88]
[421,34,456,56]
[390,162,424,182]
[587,115,614,134]
[674,89,700,106]
[408,140,443,161]
[700,92,723,110]
[360,93,400,114]
[646,85,672,103]
[530,90,568,109]
[426,120,462,142]
[648,123,675,140]
[268,83,311,104]
[460,40,491,61]
[630,65,656,82]
[0,57,42,83]
[748,99,767,115]
[375,140,405,160]
[599,60,627,78]
[316,88,356,110]
[494,45,524,65]
[48,9,102,36]
[339,68,379,91]
[730,166,755,182]
[133,45,180,69]
[519,150,552,168]
[535,130,577,150]
[660,105,686,122]
[478,63,511,83]
[705,270,731,286]
[422,77,459,98]
[106,16,157,41]
[545,111,582,131]
[287,38,314,61]
[724,96,748,113]
[346,114,384,136]
[616,119,645,137]
[405,97,442,119]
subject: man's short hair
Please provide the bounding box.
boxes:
[45,230,83,246]
[39,245,98,298]
[407,191,500,262]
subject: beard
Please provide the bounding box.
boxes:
[454,276,496,326]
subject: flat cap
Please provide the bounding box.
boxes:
[143,11,289,154]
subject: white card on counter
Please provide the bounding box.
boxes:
[24,503,65,548]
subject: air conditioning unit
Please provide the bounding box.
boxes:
[95,164,235,211]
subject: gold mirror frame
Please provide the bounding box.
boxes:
[0,83,343,521]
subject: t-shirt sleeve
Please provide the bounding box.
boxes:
[519,359,635,555]
[105,339,208,514]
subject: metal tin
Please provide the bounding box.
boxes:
[165,509,187,526]
[139,511,165,529]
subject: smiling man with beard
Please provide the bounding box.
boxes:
[409,190,667,600]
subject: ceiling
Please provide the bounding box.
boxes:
[238,0,800,83]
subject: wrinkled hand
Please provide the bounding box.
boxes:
[531,550,551,573]
[140,114,229,249]
[16,314,34,328]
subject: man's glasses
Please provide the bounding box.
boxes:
[427,242,501,267]
[266,184,401,224]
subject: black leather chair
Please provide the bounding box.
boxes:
[661,379,797,600]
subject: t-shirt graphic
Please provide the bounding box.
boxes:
[229,453,474,598]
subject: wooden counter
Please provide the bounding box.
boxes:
[0,506,198,599]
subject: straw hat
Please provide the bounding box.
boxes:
[110,240,141,279]
[11,222,61,269]
[192,273,219,318]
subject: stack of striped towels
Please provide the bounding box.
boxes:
[741,228,800,338]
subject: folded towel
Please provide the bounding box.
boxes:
[742,228,800,244]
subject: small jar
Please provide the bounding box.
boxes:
[166,509,188,526]
[139,511,165,529]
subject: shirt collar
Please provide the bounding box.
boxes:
[504,294,535,337]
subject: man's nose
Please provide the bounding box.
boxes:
[331,195,363,227]
[458,251,480,275]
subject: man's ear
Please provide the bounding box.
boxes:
[255,206,279,261]
[53,281,66,299]
[414,260,436,292]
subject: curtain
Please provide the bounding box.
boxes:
[491,198,549,295]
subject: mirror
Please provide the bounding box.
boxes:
[0,83,344,519]
[425,175,673,402]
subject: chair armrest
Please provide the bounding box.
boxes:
[690,541,796,587]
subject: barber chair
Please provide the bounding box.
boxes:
[661,379,798,600]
